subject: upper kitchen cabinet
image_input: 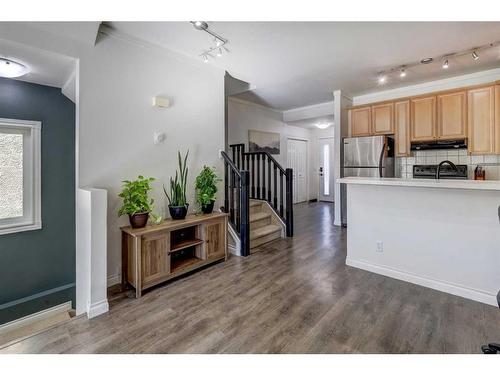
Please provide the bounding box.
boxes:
[495,85,500,154]
[437,90,467,139]
[468,86,495,154]
[372,102,394,134]
[394,100,410,156]
[348,106,372,136]
[410,96,436,141]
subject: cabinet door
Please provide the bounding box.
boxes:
[495,85,500,154]
[372,102,394,134]
[141,232,170,285]
[438,91,467,139]
[349,107,372,136]
[468,86,495,155]
[204,220,225,259]
[411,96,436,141]
[395,100,410,156]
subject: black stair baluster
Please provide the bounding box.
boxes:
[256,154,261,199]
[267,157,272,203]
[232,146,236,166]
[240,170,250,257]
[230,168,235,223]
[251,154,255,198]
[224,159,229,212]
[273,165,278,210]
[285,168,293,237]
[236,174,241,232]
[261,154,266,198]
[279,172,284,218]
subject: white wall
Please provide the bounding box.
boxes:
[228,97,317,200]
[345,183,500,306]
[78,33,225,281]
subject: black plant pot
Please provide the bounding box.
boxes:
[129,212,149,228]
[201,201,215,214]
[169,204,189,220]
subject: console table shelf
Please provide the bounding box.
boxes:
[121,212,228,298]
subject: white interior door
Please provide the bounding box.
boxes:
[319,137,334,202]
[287,139,307,204]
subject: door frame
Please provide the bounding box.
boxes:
[286,137,309,204]
[317,136,334,202]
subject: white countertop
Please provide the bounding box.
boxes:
[338,177,500,191]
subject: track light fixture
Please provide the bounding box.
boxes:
[374,40,500,86]
[190,21,229,63]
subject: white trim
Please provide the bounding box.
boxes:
[0,301,71,335]
[353,67,500,106]
[0,118,42,236]
[107,273,121,288]
[87,300,109,319]
[226,223,241,256]
[346,258,498,307]
[283,101,334,122]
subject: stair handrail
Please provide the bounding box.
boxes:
[220,150,250,256]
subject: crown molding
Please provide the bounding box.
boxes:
[283,100,334,122]
[353,68,500,106]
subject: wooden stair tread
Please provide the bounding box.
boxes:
[250,200,263,207]
[250,212,271,222]
[250,224,281,239]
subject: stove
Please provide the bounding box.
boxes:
[413,164,468,179]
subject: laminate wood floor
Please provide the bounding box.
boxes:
[2,202,500,354]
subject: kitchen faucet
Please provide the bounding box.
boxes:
[435,160,459,179]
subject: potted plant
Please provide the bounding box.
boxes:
[163,150,189,220]
[118,175,155,228]
[195,166,221,214]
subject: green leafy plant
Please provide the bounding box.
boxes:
[195,166,221,207]
[118,176,155,216]
[163,150,189,207]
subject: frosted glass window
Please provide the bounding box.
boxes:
[323,144,330,196]
[0,133,23,219]
[0,118,41,235]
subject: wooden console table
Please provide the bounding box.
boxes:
[121,212,228,298]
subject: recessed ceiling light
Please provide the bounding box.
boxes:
[472,51,479,60]
[399,68,407,78]
[193,21,208,30]
[316,123,330,130]
[420,57,433,64]
[442,59,449,69]
[0,58,30,78]
[377,75,387,85]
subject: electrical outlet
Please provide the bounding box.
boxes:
[376,241,383,252]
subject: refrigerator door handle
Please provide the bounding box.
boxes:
[378,141,386,178]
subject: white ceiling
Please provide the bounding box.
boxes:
[0,38,76,88]
[286,115,334,129]
[107,21,500,110]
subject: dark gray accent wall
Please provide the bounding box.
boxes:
[0,77,75,324]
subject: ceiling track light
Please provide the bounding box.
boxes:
[190,21,229,63]
[373,39,500,86]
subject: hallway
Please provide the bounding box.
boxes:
[2,202,500,353]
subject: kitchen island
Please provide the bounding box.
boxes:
[338,176,500,306]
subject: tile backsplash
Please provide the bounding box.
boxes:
[396,150,500,180]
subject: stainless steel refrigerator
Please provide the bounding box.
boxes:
[341,135,395,226]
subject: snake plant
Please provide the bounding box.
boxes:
[163,150,189,207]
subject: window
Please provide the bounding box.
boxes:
[0,118,41,235]
[323,144,330,196]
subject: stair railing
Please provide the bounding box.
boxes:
[230,144,293,237]
[221,150,250,257]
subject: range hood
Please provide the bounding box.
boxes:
[411,139,467,151]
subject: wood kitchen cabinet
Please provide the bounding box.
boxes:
[348,107,371,136]
[372,102,394,134]
[411,96,436,141]
[468,86,495,154]
[495,85,500,153]
[394,100,411,156]
[437,90,467,139]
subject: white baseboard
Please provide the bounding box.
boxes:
[87,300,109,319]
[346,258,497,307]
[107,273,121,288]
[0,301,72,334]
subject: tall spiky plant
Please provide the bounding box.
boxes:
[163,150,189,207]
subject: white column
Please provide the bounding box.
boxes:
[76,188,109,318]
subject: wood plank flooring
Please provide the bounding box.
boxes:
[2,202,500,353]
